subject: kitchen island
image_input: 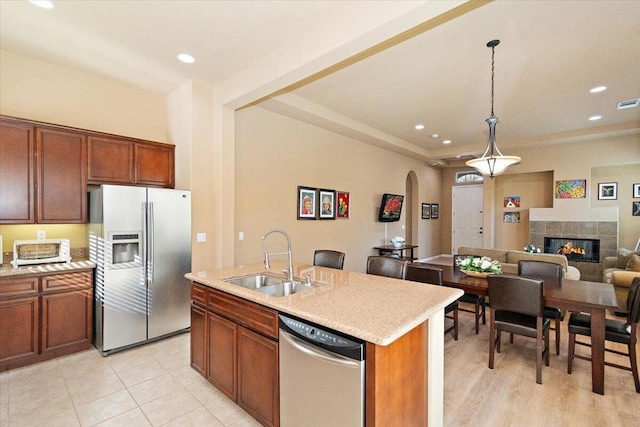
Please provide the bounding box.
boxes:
[186,261,462,426]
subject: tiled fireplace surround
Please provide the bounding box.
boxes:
[529,221,617,282]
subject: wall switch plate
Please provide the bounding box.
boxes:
[238,232,244,240]
[196,233,206,243]
[37,230,46,240]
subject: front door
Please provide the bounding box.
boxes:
[452,185,483,252]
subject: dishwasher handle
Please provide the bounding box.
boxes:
[280,329,363,368]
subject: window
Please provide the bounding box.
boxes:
[455,171,484,183]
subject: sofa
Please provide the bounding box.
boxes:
[457,247,581,280]
[602,248,640,314]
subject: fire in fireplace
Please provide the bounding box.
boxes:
[544,237,600,263]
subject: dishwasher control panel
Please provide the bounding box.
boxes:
[279,314,365,360]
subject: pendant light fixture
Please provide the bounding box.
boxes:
[466,39,520,178]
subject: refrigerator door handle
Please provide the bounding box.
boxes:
[148,202,154,285]
[141,202,147,272]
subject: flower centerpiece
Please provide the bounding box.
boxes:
[455,255,502,278]
[390,236,405,248]
[524,244,541,253]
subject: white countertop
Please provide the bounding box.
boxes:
[186,261,462,346]
[0,260,96,278]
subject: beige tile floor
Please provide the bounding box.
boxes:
[0,333,261,427]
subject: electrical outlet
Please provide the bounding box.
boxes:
[196,233,206,243]
[37,230,46,240]
[239,231,244,241]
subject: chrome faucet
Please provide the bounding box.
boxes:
[261,229,294,282]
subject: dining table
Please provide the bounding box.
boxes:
[421,262,618,395]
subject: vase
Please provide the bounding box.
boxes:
[462,270,490,278]
[393,242,403,248]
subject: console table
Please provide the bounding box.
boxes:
[374,244,418,261]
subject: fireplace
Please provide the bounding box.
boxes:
[544,237,600,263]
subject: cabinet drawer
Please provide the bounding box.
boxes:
[207,289,278,339]
[0,277,38,298]
[41,271,92,293]
[191,284,207,306]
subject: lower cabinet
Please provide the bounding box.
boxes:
[0,270,93,372]
[190,284,279,427]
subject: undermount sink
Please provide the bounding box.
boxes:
[224,273,313,297]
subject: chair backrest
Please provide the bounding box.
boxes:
[366,256,409,279]
[627,277,640,324]
[313,250,345,270]
[487,275,544,317]
[405,263,443,286]
[518,260,563,287]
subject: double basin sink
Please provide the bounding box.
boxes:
[224,273,313,297]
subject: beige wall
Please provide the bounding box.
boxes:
[234,106,442,272]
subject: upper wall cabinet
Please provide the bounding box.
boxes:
[135,142,174,188]
[0,118,35,223]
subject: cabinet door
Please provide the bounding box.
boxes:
[207,311,237,400]
[190,303,207,377]
[135,142,174,188]
[0,118,35,223]
[41,289,92,355]
[0,296,39,367]
[36,127,87,223]
[238,326,279,427]
[87,136,134,184]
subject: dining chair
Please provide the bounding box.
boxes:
[487,275,550,384]
[567,277,640,392]
[518,260,564,355]
[406,263,459,340]
[366,256,409,279]
[313,250,345,270]
[454,254,487,334]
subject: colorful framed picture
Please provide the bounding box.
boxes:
[555,179,586,199]
[598,182,617,200]
[504,196,520,208]
[422,203,431,219]
[633,183,640,198]
[430,203,439,219]
[318,189,336,220]
[503,211,521,223]
[297,186,317,219]
[337,191,350,218]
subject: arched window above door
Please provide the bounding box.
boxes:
[455,171,484,183]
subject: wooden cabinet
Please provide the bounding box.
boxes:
[0,270,93,372]
[36,127,87,223]
[0,118,35,223]
[190,284,279,427]
[87,136,174,188]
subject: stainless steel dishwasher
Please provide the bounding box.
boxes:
[279,314,365,427]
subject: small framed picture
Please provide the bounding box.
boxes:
[633,183,640,198]
[422,203,431,219]
[633,202,640,217]
[318,189,336,220]
[337,191,350,218]
[503,211,521,223]
[297,186,317,220]
[430,203,439,219]
[503,196,520,208]
[598,182,617,200]
[555,179,586,199]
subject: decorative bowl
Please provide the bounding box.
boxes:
[462,270,490,278]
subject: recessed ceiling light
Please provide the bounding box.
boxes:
[443,140,451,144]
[588,115,602,121]
[177,53,196,64]
[28,0,54,9]
[414,124,425,130]
[431,133,439,138]
[590,86,607,93]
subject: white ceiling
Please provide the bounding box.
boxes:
[1,1,639,164]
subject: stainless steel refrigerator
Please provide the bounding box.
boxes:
[89,185,191,355]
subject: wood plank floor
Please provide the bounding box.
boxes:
[444,307,639,426]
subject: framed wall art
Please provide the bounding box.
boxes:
[503,211,521,223]
[633,202,640,217]
[597,182,617,200]
[555,179,586,199]
[318,189,336,220]
[297,186,317,219]
[430,203,439,219]
[337,191,350,218]
[422,203,431,219]
[634,183,640,198]
[504,196,520,208]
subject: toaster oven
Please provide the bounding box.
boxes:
[11,239,71,268]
